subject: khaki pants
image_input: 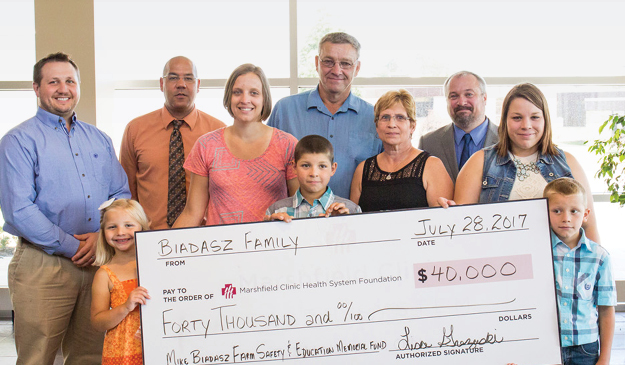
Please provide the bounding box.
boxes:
[9,239,104,365]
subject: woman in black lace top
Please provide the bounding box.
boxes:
[350,90,453,212]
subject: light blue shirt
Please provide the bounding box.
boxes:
[265,187,361,218]
[267,87,383,198]
[0,108,130,257]
[551,228,616,347]
[453,117,490,167]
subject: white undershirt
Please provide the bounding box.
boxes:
[509,152,547,200]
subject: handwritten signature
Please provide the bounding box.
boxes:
[398,325,503,351]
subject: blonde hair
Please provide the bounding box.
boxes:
[374,89,416,128]
[94,199,150,266]
[543,177,587,207]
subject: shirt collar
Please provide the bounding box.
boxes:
[36,107,77,130]
[551,227,591,251]
[160,105,198,130]
[294,187,334,212]
[453,117,490,147]
[306,86,360,115]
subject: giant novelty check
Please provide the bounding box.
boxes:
[136,199,562,364]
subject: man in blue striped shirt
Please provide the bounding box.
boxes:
[0,53,130,364]
[544,178,616,365]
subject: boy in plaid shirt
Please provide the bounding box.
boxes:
[265,135,360,222]
[544,178,616,365]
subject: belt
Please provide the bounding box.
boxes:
[20,237,34,245]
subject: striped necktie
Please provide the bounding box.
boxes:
[167,120,186,227]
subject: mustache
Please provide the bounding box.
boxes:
[454,106,473,113]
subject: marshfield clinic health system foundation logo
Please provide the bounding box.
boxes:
[222,284,237,299]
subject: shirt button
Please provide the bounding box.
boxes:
[75,153,78,156]
[563,302,567,306]
[88,218,91,222]
[330,135,333,138]
[82,174,85,177]
[566,268,569,272]
[331,117,334,120]
[87,195,90,198]
[565,286,569,289]
[549,172,554,176]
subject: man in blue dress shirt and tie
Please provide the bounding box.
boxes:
[418,71,499,183]
[0,53,130,364]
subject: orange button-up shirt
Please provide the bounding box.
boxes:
[120,106,225,229]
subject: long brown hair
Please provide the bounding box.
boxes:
[496,83,557,157]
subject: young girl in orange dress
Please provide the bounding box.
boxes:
[91,199,151,364]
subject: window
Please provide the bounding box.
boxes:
[0,0,36,287]
[0,1,35,81]
[94,0,291,151]
[298,2,625,78]
[89,1,625,280]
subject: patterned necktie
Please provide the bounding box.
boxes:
[458,133,472,171]
[167,120,186,227]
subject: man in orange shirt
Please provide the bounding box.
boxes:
[120,56,225,229]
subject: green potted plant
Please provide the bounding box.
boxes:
[587,114,625,206]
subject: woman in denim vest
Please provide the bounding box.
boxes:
[449,83,599,242]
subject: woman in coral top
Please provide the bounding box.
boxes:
[174,64,299,227]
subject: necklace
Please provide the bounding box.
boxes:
[513,157,540,181]
[380,149,417,181]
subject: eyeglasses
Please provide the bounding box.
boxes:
[165,75,196,84]
[320,59,356,70]
[378,114,411,123]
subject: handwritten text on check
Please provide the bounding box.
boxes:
[137,199,561,364]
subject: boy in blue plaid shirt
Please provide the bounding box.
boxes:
[265,135,361,222]
[544,178,616,365]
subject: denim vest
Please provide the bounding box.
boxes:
[479,145,573,203]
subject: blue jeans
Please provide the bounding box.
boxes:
[561,341,599,365]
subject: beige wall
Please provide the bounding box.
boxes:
[34,0,96,125]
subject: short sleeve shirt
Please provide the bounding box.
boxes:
[184,128,297,225]
[552,229,616,347]
[267,87,383,198]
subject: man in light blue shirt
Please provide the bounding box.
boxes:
[0,53,130,364]
[268,32,383,198]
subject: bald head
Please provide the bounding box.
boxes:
[163,56,198,78]
[160,56,200,119]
